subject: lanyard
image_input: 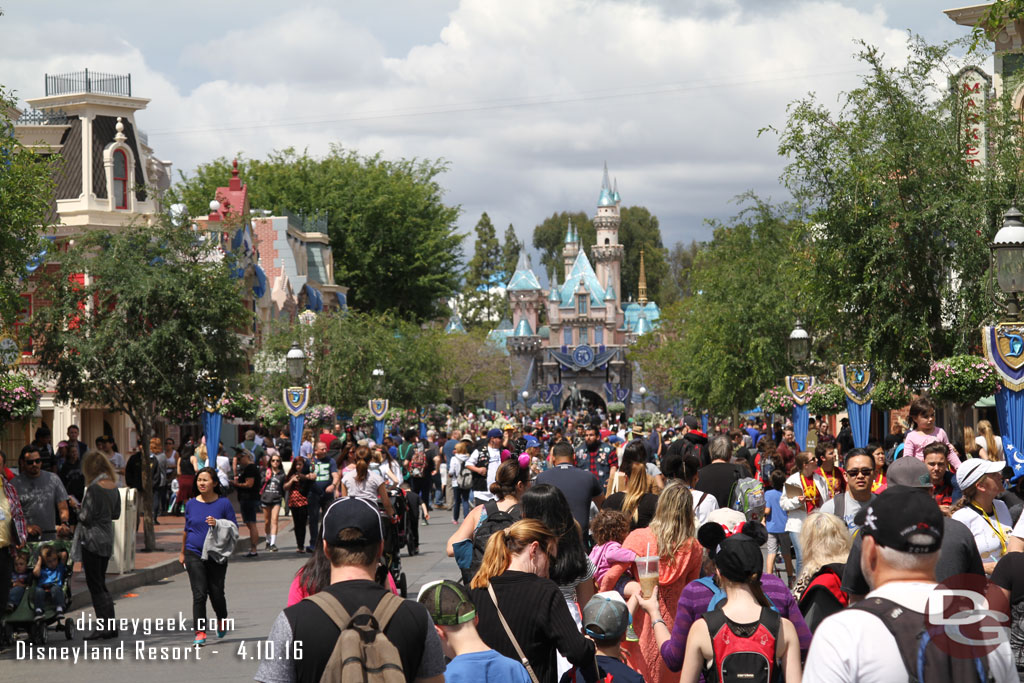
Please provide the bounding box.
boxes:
[971,504,1008,556]
[800,474,819,512]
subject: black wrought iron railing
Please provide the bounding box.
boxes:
[14,108,69,125]
[44,69,131,97]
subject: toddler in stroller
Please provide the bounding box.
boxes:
[2,540,75,645]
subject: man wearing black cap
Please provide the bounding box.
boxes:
[805,486,1015,681]
[255,497,446,683]
[841,457,984,601]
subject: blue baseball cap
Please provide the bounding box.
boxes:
[523,435,540,449]
[487,428,503,439]
[608,435,624,444]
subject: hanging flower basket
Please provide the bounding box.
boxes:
[872,378,912,411]
[256,398,289,428]
[0,373,39,423]
[352,407,373,425]
[307,404,336,429]
[223,392,260,421]
[607,401,626,415]
[928,355,1001,406]
[530,402,553,417]
[757,385,796,415]
[806,383,846,415]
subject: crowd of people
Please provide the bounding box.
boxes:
[6,399,1024,681]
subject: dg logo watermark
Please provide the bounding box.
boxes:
[926,574,1010,658]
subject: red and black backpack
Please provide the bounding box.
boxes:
[703,606,781,683]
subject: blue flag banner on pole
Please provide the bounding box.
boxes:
[373,420,386,444]
[792,403,809,452]
[368,398,389,447]
[838,364,876,449]
[420,421,428,440]
[983,324,1024,479]
[202,408,222,459]
[701,413,709,434]
[785,375,815,451]
[289,414,305,460]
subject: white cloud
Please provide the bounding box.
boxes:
[0,0,961,253]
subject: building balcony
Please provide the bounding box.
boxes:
[45,69,132,97]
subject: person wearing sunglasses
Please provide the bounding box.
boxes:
[259,449,287,552]
[11,446,71,541]
[819,448,876,531]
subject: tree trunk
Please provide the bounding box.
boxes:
[138,417,157,551]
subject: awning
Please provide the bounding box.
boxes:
[253,265,267,299]
[303,284,323,312]
[976,395,996,408]
[335,291,347,310]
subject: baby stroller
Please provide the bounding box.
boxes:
[374,486,409,597]
[1,540,76,646]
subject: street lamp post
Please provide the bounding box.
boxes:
[785,321,813,451]
[521,389,529,412]
[283,342,309,462]
[369,367,388,444]
[991,206,1024,319]
[639,385,647,412]
[787,321,810,366]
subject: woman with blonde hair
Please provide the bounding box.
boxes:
[602,460,659,529]
[621,481,702,683]
[78,450,121,639]
[976,420,1003,461]
[469,519,598,683]
[791,512,851,600]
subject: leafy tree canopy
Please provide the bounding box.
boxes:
[169,146,463,321]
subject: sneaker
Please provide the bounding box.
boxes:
[217,626,227,638]
[421,520,428,526]
[305,545,314,553]
[245,550,258,558]
[269,544,278,552]
[56,607,64,616]
[33,608,44,621]
[193,631,207,646]
[626,623,639,642]
[265,541,271,551]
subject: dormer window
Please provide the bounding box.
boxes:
[577,294,587,315]
[113,150,128,209]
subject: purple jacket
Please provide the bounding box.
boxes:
[660,572,812,672]
[588,540,636,585]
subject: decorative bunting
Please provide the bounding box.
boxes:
[368,398,389,421]
[983,324,1024,391]
[784,375,815,406]
[283,385,310,417]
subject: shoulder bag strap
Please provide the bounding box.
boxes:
[305,591,353,630]
[372,591,405,630]
[486,582,541,683]
[834,492,845,521]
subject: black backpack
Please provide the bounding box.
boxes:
[683,439,710,468]
[466,500,521,583]
[852,596,993,683]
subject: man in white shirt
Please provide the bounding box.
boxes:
[466,428,503,505]
[805,486,1016,682]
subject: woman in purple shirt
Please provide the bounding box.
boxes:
[639,517,813,672]
[178,467,237,647]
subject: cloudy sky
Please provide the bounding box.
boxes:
[0,0,977,263]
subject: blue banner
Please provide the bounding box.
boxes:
[792,403,809,451]
[201,410,222,462]
[420,421,428,440]
[996,389,1024,480]
[373,419,386,444]
[846,398,872,449]
[701,413,709,434]
[289,414,305,460]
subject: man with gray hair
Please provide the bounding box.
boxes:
[805,486,1015,681]
[694,435,740,508]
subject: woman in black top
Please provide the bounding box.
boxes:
[602,460,659,529]
[77,450,122,639]
[470,519,598,683]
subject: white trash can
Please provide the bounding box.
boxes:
[109,487,137,574]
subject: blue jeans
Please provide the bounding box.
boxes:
[789,531,804,576]
[452,486,471,522]
[8,585,26,610]
[34,583,65,612]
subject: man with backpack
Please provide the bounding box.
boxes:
[819,448,875,530]
[804,486,1016,682]
[466,429,503,506]
[695,436,742,509]
[255,497,446,683]
[537,441,603,538]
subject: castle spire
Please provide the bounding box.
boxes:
[598,162,615,207]
[612,177,620,204]
[638,247,648,305]
[602,161,611,190]
[565,218,574,244]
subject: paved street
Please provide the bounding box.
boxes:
[1,511,460,680]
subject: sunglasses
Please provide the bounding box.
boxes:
[24,459,41,465]
[846,468,874,478]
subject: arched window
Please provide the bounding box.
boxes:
[604,238,610,245]
[113,150,128,209]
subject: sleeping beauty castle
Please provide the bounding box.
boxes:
[483,164,660,413]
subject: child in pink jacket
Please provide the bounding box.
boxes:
[903,396,962,470]
[589,509,637,594]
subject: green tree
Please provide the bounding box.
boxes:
[630,196,809,417]
[433,328,511,405]
[619,206,668,303]
[169,146,463,320]
[500,223,522,283]
[532,211,595,278]
[461,212,506,326]
[664,240,702,303]
[258,311,445,414]
[1,87,55,332]
[774,37,1023,383]
[29,220,250,550]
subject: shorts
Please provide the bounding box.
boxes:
[240,498,260,523]
[766,531,791,555]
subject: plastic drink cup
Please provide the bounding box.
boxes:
[638,555,659,598]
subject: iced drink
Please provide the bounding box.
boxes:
[638,555,659,598]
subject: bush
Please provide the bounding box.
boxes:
[872,378,912,411]
[607,401,626,415]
